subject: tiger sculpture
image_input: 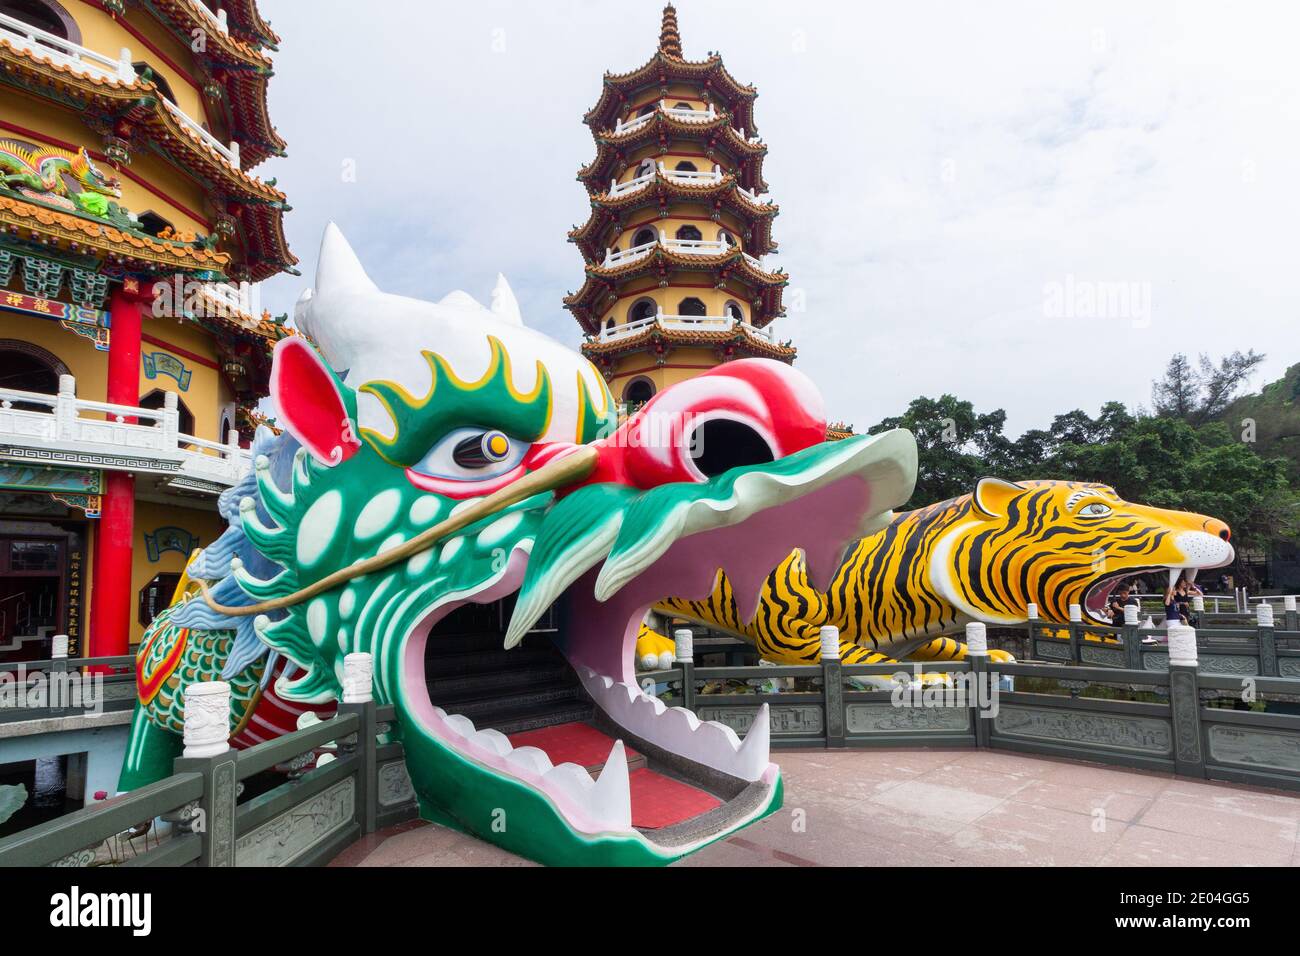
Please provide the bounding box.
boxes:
[656,477,1234,666]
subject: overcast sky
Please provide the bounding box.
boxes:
[252,0,1299,437]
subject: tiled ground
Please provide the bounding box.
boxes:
[330,749,1300,867]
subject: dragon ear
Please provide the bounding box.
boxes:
[972,477,1024,519]
[270,337,361,466]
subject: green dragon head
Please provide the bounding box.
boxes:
[172,225,918,865]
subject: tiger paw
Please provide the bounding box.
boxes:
[636,624,676,671]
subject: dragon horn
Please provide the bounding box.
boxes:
[295,223,380,371]
[491,273,523,326]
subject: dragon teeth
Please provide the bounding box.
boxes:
[577,669,772,782]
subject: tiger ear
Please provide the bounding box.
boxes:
[972,477,1024,519]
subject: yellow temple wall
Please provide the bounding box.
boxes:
[137,316,226,442]
[0,309,109,399]
[68,4,220,137]
[128,499,225,645]
[0,90,213,236]
[607,348,722,400]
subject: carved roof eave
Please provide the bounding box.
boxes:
[583,52,758,134]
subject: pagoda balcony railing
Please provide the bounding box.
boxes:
[596,309,773,343]
[162,98,240,166]
[607,163,730,198]
[737,185,774,205]
[0,12,241,168]
[189,0,231,33]
[613,100,719,135]
[602,235,765,268]
[0,375,250,489]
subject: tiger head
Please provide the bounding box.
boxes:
[929,478,1234,625]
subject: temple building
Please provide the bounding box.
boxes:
[0,0,294,662]
[567,4,795,411]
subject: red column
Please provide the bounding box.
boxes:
[89,281,146,661]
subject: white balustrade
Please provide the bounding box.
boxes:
[608,170,655,198]
[0,375,250,489]
[0,12,240,167]
[0,11,135,82]
[658,161,724,185]
[597,308,774,343]
[613,100,718,135]
[189,0,230,33]
[602,240,657,267]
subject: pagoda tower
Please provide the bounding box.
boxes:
[0,0,294,660]
[567,4,793,411]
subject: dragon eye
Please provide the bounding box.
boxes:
[411,427,528,482]
[1080,503,1112,517]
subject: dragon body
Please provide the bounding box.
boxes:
[0,140,121,215]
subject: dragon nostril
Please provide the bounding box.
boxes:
[1220,529,1231,542]
[688,419,775,478]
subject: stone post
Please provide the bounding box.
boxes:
[339,652,377,834]
[1256,602,1277,677]
[48,633,69,718]
[1068,603,1083,664]
[173,680,237,866]
[966,623,991,747]
[1025,602,1038,659]
[819,625,845,748]
[674,629,695,712]
[1123,603,1142,669]
[1165,625,1206,779]
[1284,595,1298,632]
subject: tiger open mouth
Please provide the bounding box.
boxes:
[394,430,914,858]
[1081,546,1234,625]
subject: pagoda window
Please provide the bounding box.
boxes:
[726,301,745,322]
[604,317,616,331]
[673,102,694,110]
[0,0,78,42]
[675,225,703,242]
[636,103,656,117]
[134,62,177,105]
[632,227,657,248]
[0,340,66,410]
[139,389,195,436]
[678,297,707,317]
[719,229,737,248]
[136,211,173,238]
[628,298,657,324]
[674,161,699,172]
[624,378,655,408]
[636,159,655,178]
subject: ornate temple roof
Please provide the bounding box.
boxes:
[569,173,779,262]
[578,110,768,194]
[583,5,759,140]
[136,0,287,168]
[0,36,296,281]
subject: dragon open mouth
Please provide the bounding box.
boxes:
[393,431,914,861]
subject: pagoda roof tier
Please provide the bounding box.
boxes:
[579,111,768,194]
[583,54,758,141]
[0,37,295,280]
[141,0,274,69]
[568,173,779,262]
[112,0,287,167]
[581,322,795,369]
[564,250,787,334]
[0,192,233,276]
[210,0,282,49]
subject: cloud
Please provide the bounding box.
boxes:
[254,0,1299,437]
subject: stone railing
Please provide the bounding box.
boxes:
[0,653,416,866]
[613,100,718,135]
[0,375,250,488]
[597,309,773,343]
[0,12,240,167]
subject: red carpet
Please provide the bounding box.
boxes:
[508,723,639,768]
[508,722,721,829]
[629,769,721,829]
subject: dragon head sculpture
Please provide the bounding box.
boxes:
[70,147,121,198]
[160,225,917,865]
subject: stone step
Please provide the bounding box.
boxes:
[469,699,596,736]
